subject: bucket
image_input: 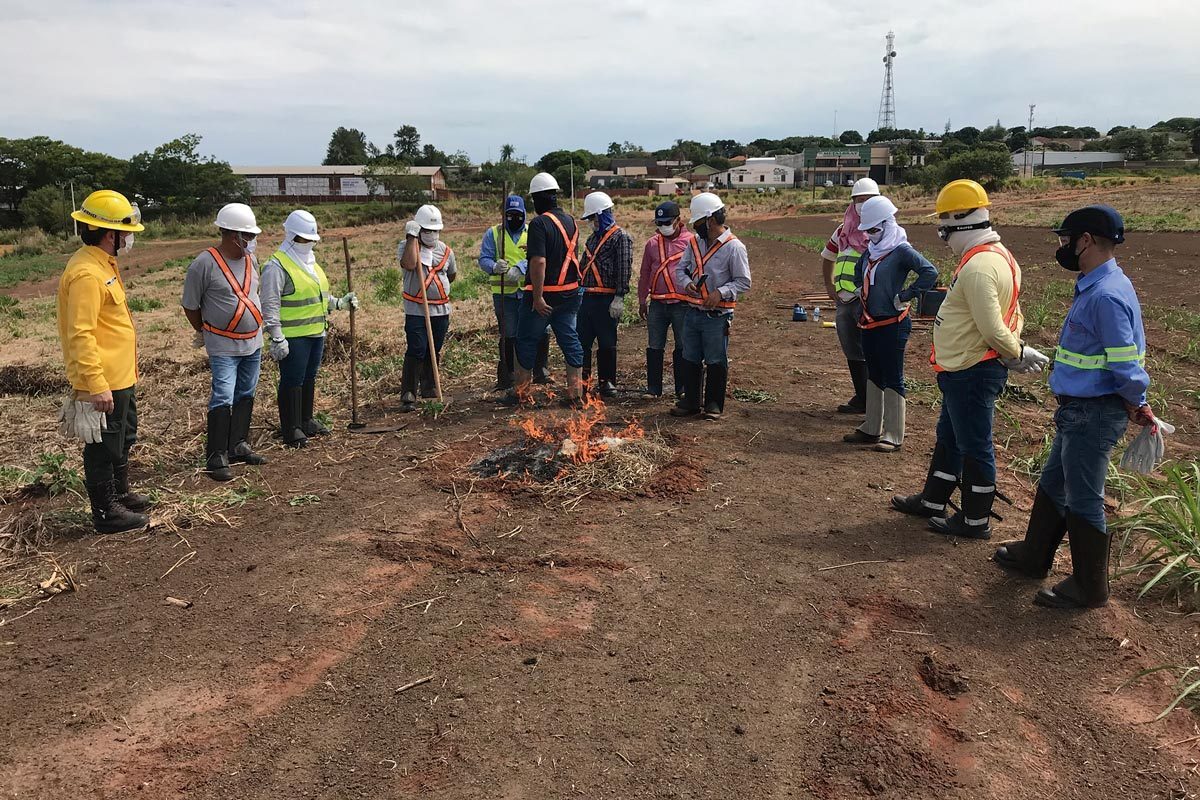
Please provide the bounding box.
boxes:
[917,288,947,318]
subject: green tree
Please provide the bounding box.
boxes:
[979,123,1007,143]
[393,125,421,162]
[416,143,448,166]
[323,127,371,165]
[709,139,742,158]
[1191,127,1200,157]
[362,158,421,208]
[19,184,72,233]
[125,134,248,215]
[500,143,516,162]
[0,136,127,213]
[1111,128,1153,160]
[536,149,596,175]
[838,130,864,145]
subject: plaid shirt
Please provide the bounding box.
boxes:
[581,225,633,295]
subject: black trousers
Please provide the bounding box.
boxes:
[83,385,138,485]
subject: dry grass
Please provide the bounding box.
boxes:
[541,430,674,498]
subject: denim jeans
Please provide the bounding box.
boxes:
[492,294,520,338]
[680,307,730,365]
[517,289,583,369]
[860,316,912,394]
[279,335,325,389]
[935,359,1008,482]
[577,293,618,355]
[834,298,865,362]
[405,313,450,361]
[209,350,262,409]
[1037,395,1129,531]
[647,300,688,352]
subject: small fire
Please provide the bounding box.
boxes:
[516,391,644,464]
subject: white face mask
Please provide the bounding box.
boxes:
[291,241,315,259]
[240,235,257,256]
[868,229,885,244]
[420,231,439,248]
[854,201,866,212]
[657,224,676,237]
[121,233,134,254]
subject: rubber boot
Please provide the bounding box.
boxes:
[671,348,685,401]
[844,380,883,443]
[874,388,906,452]
[494,337,515,391]
[598,347,618,398]
[301,381,330,437]
[86,480,148,534]
[581,349,593,391]
[1035,512,1111,609]
[995,488,1067,579]
[399,353,419,412]
[929,456,995,539]
[501,365,534,407]
[702,361,728,421]
[206,406,234,482]
[279,386,307,448]
[113,461,152,512]
[892,442,959,518]
[644,348,665,399]
[563,365,584,408]
[837,360,869,414]
[419,353,439,399]
[534,334,553,384]
[229,397,266,465]
[670,360,703,417]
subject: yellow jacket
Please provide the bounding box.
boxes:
[57,245,138,394]
[932,243,1024,372]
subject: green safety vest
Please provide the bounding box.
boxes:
[833,247,861,295]
[490,224,527,296]
[274,250,330,339]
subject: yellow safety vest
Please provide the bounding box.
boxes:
[833,247,861,295]
[491,224,527,296]
[274,250,330,339]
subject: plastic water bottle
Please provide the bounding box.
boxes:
[812,305,822,323]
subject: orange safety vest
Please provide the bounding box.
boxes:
[202,247,263,340]
[581,224,622,295]
[524,211,580,293]
[403,246,454,305]
[930,243,1021,371]
[857,254,910,330]
[649,234,686,302]
[686,235,738,310]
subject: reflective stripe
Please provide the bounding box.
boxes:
[201,247,262,341]
[970,484,995,493]
[490,225,526,296]
[932,470,957,482]
[280,297,315,307]
[965,517,990,527]
[833,248,860,294]
[524,211,580,293]
[686,235,737,309]
[403,247,453,305]
[1056,347,1109,370]
[1105,344,1145,363]
[280,315,328,328]
[921,499,946,510]
[581,225,621,294]
[274,250,330,339]
[650,234,687,302]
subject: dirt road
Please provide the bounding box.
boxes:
[2,221,1199,799]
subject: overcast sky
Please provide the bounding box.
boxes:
[5,0,1199,166]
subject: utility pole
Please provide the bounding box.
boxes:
[69,180,78,236]
[569,156,575,214]
[1025,104,1036,178]
[833,109,838,137]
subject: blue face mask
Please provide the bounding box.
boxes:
[594,209,615,233]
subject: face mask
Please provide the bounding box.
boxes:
[506,215,524,232]
[120,233,134,254]
[694,220,709,240]
[868,229,884,244]
[854,201,866,212]
[1055,235,1083,272]
[532,193,555,214]
[420,231,439,248]
[657,224,677,237]
[240,235,257,255]
[292,241,315,259]
[591,217,603,233]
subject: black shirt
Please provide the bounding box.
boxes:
[526,206,580,290]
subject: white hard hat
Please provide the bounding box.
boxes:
[283,209,321,242]
[214,202,261,235]
[850,178,881,199]
[689,192,725,224]
[529,172,560,194]
[857,196,899,231]
[414,204,444,230]
[581,191,614,219]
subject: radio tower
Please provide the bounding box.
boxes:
[877,31,897,130]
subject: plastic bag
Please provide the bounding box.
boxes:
[1119,417,1176,475]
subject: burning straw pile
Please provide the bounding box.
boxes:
[472,394,672,496]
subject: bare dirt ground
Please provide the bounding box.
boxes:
[3,213,1200,799]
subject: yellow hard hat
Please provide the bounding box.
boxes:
[70,189,145,232]
[935,179,990,215]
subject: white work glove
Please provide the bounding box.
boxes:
[58,396,106,444]
[505,264,525,284]
[269,337,290,362]
[609,295,625,320]
[1002,345,1051,374]
[331,291,359,311]
[404,220,421,238]
[191,329,206,349]
[1120,415,1175,475]
[893,293,907,312]
[494,259,509,274]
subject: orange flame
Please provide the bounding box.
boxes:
[512,391,646,465]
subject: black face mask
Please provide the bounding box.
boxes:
[506,215,524,232]
[532,192,555,214]
[694,220,709,241]
[1055,234,1083,272]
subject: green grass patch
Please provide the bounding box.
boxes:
[0,252,66,288]
[739,229,826,253]
[1023,279,1075,335]
[1116,461,1200,608]
[127,296,164,312]
[732,388,776,403]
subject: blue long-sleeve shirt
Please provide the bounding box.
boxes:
[1049,258,1149,406]
[853,243,938,322]
[478,225,528,275]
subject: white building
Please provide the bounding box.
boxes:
[1010,151,1125,176]
[716,158,796,189]
[232,165,446,201]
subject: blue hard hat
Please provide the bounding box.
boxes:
[654,201,680,224]
[505,195,526,215]
[1053,204,1125,244]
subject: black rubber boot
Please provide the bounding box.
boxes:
[400,354,419,412]
[702,361,728,420]
[581,348,593,390]
[87,481,148,534]
[301,381,330,437]
[892,442,959,518]
[837,360,869,414]
[229,397,266,465]
[534,334,553,384]
[645,348,665,398]
[494,337,515,391]
[996,488,1068,579]
[279,386,307,448]
[206,406,234,482]
[929,456,995,540]
[419,354,438,399]
[598,347,618,398]
[670,360,703,417]
[113,461,152,512]
[1035,512,1111,609]
[671,348,684,401]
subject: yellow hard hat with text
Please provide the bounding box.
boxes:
[70,189,145,232]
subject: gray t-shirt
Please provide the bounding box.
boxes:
[181,249,264,356]
[396,241,457,317]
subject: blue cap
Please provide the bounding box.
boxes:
[1053,204,1125,244]
[505,195,526,215]
[654,201,680,224]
